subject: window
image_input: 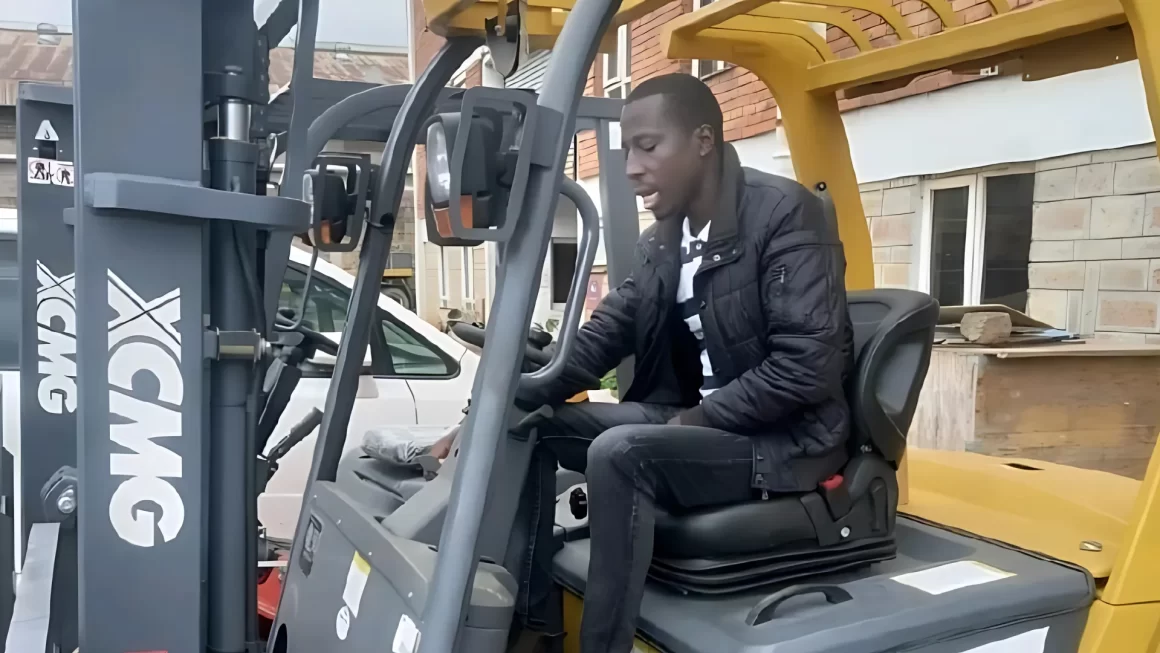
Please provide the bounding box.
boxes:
[918,172,1035,311]
[691,0,725,79]
[550,239,579,308]
[461,246,475,309]
[603,25,631,99]
[280,264,456,378]
[0,238,16,370]
[438,246,451,307]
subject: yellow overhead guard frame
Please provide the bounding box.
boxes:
[420,0,1160,649]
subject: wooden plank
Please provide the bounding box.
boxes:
[908,350,978,451]
[972,356,1160,480]
[935,342,1160,358]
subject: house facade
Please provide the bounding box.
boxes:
[409,0,1159,341]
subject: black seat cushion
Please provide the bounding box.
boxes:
[653,455,897,560]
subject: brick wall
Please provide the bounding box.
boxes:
[861,144,1160,342]
[861,178,919,288]
[1026,144,1160,342]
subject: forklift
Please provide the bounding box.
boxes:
[7,1,1160,653]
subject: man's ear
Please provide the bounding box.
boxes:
[695,124,716,158]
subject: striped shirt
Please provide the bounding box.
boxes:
[676,218,720,397]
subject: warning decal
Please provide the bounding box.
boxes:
[51,161,74,187]
[342,551,371,617]
[27,157,51,184]
[27,158,74,187]
[35,119,60,142]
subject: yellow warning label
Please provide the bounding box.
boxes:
[342,551,371,617]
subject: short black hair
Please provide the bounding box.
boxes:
[626,73,724,148]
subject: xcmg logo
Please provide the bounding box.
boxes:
[36,262,187,548]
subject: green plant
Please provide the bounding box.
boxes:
[600,369,618,399]
[544,317,560,334]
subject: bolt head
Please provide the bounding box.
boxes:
[56,488,76,515]
[840,526,851,538]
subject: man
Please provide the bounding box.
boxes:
[439,73,854,653]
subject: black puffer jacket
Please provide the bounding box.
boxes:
[517,145,855,493]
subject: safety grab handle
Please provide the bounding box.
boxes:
[520,177,599,389]
[745,584,853,626]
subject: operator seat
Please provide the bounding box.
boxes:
[646,288,939,595]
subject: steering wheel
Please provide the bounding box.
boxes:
[274,307,340,358]
[450,323,601,387]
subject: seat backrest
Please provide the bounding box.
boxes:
[845,289,939,465]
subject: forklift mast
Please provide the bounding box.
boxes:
[9,0,627,649]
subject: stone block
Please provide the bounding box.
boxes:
[1034,167,1077,202]
[1090,195,1146,239]
[1151,260,1160,292]
[1094,331,1148,344]
[1027,261,1086,290]
[1099,260,1149,291]
[861,189,884,217]
[1092,143,1157,163]
[1122,236,1160,259]
[1026,289,1069,329]
[1067,290,1083,332]
[890,246,913,263]
[1029,240,1074,262]
[881,187,914,216]
[1036,153,1093,171]
[1096,291,1160,332]
[1074,163,1114,198]
[880,264,909,288]
[1114,158,1160,195]
[1145,193,1160,236]
[872,247,891,263]
[1073,238,1122,260]
[1032,199,1091,241]
[870,214,912,247]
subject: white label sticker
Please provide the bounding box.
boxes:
[35,119,60,142]
[608,121,622,150]
[51,160,74,187]
[336,605,351,640]
[342,552,371,617]
[891,561,1014,595]
[392,614,422,653]
[962,627,1048,652]
[28,157,52,184]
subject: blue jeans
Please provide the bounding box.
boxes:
[515,402,755,653]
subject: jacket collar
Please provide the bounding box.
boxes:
[656,143,743,252]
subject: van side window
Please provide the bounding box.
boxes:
[280,263,455,378]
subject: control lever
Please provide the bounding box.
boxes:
[260,408,324,486]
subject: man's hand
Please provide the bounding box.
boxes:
[667,406,707,427]
[429,424,460,461]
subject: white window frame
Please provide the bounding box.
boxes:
[691,0,726,79]
[917,165,1036,305]
[603,25,631,99]
[437,246,451,308]
[461,246,476,310]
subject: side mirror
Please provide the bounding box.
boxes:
[423,111,504,247]
[302,153,372,252]
[422,87,540,247]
